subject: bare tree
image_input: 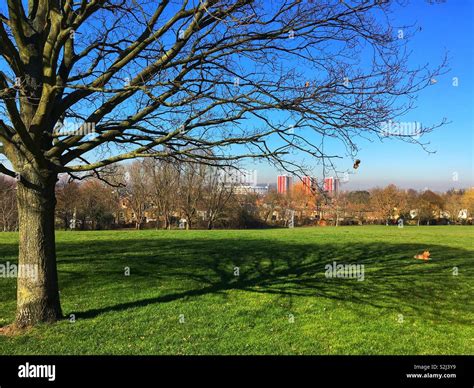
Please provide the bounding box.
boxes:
[345,190,371,223]
[260,189,284,224]
[55,176,80,230]
[443,190,463,224]
[370,184,407,224]
[291,181,318,224]
[145,158,179,229]
[203,167,234,229]
[76,178,117,230]
[418,189,444,224]
[0,0,446,327]
[177,162,206,229]
[124,161,151,229]
[462,189,474,219]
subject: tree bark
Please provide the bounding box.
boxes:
[15,170,62,328]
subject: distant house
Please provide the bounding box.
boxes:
[234,184,269,196]
[458,209,468,220]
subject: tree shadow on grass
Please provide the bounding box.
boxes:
[48,237,474,325]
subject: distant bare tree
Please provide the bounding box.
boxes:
[418,190,444,224]
[346,190,371,222]
[203,167,234,229]
[177,162,206,229]
[261,189,283,223]
[145,159,180,229]
[55,177,81,230]
[462,189,474,219]
[124,161,151,229]
[370,184,407,224]
[76,179,117,230]
[443,190,464,224]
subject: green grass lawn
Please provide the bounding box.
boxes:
[0,226,473,355]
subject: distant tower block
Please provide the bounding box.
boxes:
[302,176,317,195]
[277,175,293,194]
[324,177,340,195]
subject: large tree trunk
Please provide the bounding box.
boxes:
[15,170,62,328]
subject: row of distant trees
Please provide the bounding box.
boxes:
[1,164,473,231]
[323,185,474,226]
[259,182,474,227]
[57,159,238,230]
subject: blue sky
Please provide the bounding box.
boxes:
[1,1,472,191]
[257,0,474,191]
